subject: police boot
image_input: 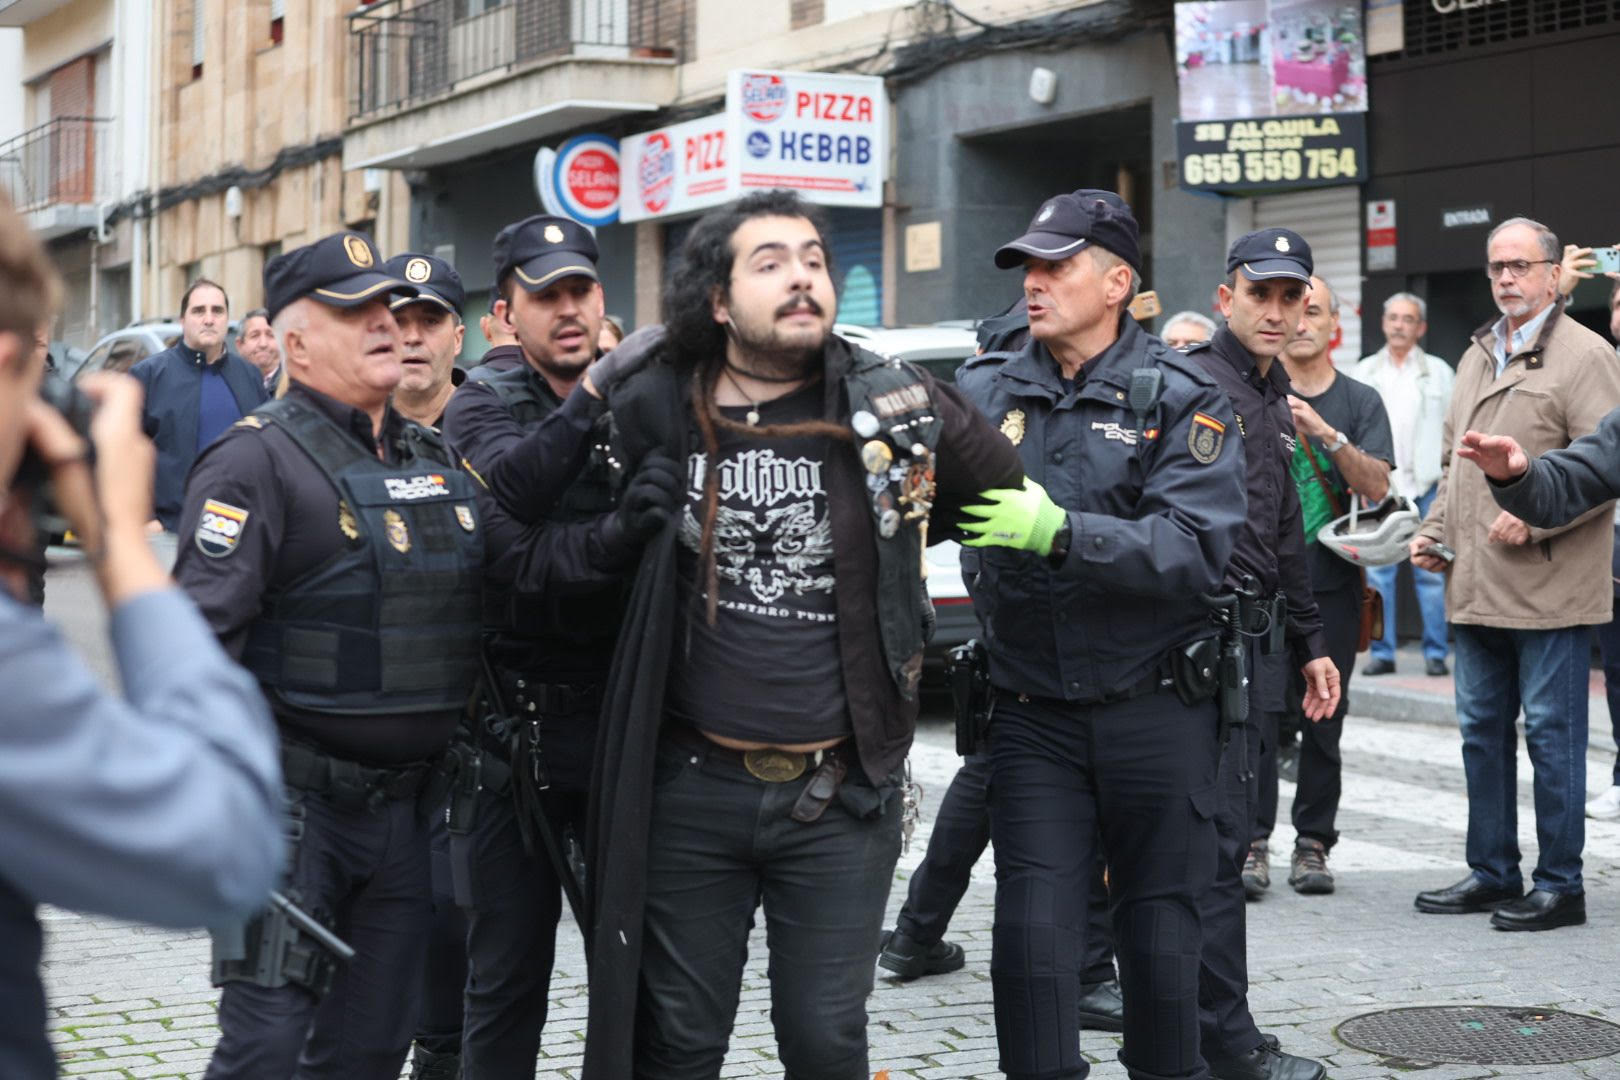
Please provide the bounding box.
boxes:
[1208,1043,1326,1080]
[408,1045,461,1080]
[878,928,965,979]
[1077,977,1124,1032]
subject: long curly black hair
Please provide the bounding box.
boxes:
[662,190,854,624]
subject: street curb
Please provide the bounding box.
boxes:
[1351,682,1619,757]
[1349,682,1456,728]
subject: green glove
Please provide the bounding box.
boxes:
[959,478,1067,556]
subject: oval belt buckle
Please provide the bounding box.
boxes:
[743,748,807,783]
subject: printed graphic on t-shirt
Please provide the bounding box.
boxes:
[679,447,836,617]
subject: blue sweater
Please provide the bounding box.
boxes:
[131,344,268,530]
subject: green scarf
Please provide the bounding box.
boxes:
[1290,438,1344,544]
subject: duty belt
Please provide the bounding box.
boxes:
[280,741,437,807]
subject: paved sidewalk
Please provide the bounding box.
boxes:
[37,706,1620,1079]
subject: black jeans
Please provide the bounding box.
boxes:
[456,779,586,1078]
[204,789,433,1080]
[895,753,1116,984]
[989,691,1219,1080]
[1254,582,1359,849]
[634,732,902,1080]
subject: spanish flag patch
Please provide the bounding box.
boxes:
[1188,412,1226,464]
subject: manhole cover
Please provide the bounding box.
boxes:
[1338,1006,1620,1065]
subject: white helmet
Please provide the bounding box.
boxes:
[1317,494,1421,567]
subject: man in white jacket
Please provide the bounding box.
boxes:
[1354,292,1456,676]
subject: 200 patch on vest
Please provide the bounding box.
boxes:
[195,499,249,557]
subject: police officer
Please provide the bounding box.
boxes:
[371,251,475,1080]
[177,231,486,1080]
[878,191,1155,1035]
[384,252,467,431]
[439,214,680,1077]
[1182,229,1339,1080]
[954,191,1248,1080]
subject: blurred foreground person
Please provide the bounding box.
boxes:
[0,197,282,1079]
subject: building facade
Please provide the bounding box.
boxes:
[1,0,153,346]
[1360,0,1620,362]
[145,0,413,323]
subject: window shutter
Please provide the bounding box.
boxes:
[192,0,206,66]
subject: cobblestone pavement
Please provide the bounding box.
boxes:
[36,696,1620,1079]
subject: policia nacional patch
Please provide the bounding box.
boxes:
[1188,412,1226,464]
[195,499,249,557]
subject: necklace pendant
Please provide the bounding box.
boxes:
[746,408,761,426]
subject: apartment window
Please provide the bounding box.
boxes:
[270,0,284,44]
[191,0,205,80]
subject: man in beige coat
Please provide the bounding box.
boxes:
[1408,217,1620,932]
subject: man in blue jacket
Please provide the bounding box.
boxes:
[131,278,268,530]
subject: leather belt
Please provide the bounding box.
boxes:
[663,724,848,785]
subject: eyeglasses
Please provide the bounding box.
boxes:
[1485,259,1552,280]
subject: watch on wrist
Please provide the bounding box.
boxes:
[1324,430,1349,454]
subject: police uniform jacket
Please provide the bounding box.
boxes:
[444,344,606,525]
[1189,327,1326,670]
[442,347,638,783]
[173,382,478,765]
[955,315,1248,703]
[131,343,269,530]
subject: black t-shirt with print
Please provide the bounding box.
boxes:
[668,380,851,744]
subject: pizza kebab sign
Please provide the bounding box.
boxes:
[534,69,887,227]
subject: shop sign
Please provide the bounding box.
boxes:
[619,114,730,224]
[1367,199,1397,271]
[617,69,887,223]
[534,134,621,227]
[727,69,886,208]
[1175,114,1367,194]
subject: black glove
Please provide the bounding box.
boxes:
[606,451,683,548]
[585,324,665,398]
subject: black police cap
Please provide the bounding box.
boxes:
[995,192,1142,273]
[492,215,600,293]
[1226,228,1314,284]
[384,253,465,316]
[264,231,415,322]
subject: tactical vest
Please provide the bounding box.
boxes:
[465,360,622,642]
[843,350,942,699]
[240,397,484,715]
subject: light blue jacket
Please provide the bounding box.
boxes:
[0,587,282,1078]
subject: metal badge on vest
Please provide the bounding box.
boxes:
[239,397,484,716]
[845,351,942,700]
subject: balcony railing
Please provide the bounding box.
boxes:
[349,0,681,121]
[0,117,116,214]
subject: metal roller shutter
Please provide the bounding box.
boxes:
[1249,185,1363,367]
[824,207,883,328]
